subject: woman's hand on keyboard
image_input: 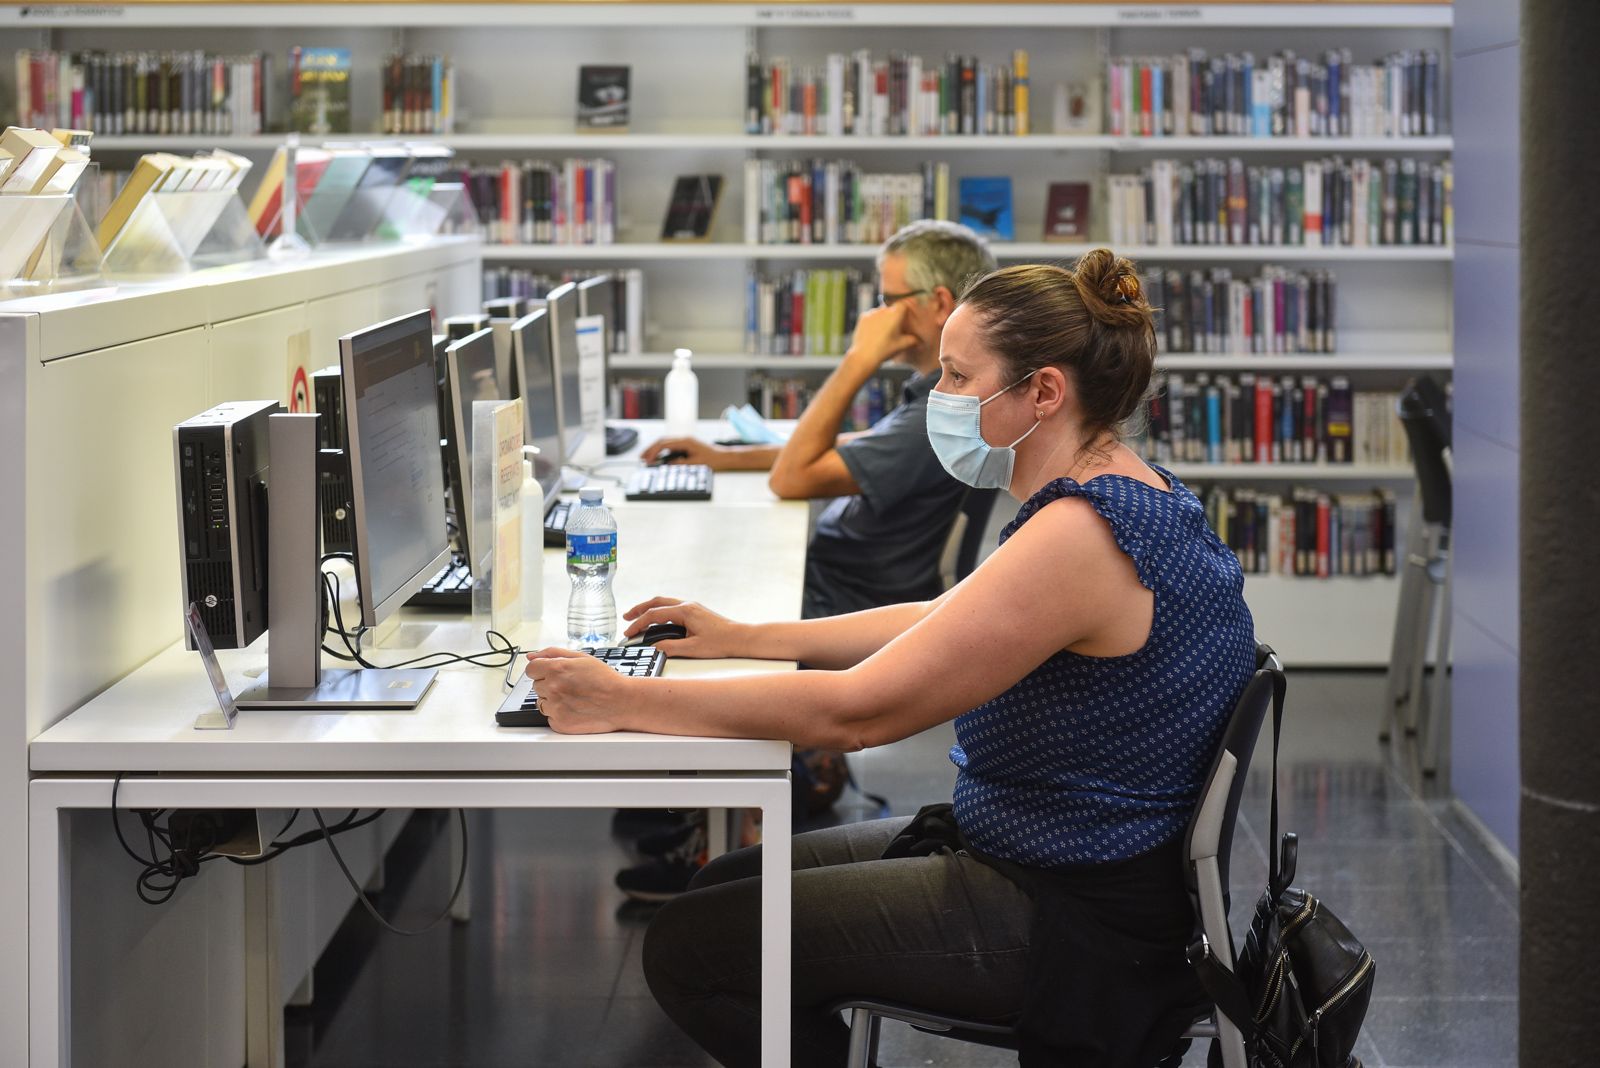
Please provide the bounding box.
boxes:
[622,597,744,659]
[524,648,629,734]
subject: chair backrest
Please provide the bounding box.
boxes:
[954,489,999,581]
[1398,375,1452,527]
[1183,643,1283,965]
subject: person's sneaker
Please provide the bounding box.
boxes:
[615,823,706,902]
[611,808,688,838]
[636,813,701,858]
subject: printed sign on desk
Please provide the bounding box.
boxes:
[471,398,524,631]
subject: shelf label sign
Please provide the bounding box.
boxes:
[18,6,126,18]
[755,7,856,22]
[1116,8,1206,22]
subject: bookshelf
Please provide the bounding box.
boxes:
[1,1,1453,665]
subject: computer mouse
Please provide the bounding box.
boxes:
[640,622,688,645]
[650,448,690,465]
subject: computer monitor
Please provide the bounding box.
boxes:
[339,309,452,628]
[442,327,502,563]
[575,275,614,359]
[483,295,528,321]
[545,281,585,460]
[443,313,489,341]
[509,308,565,508]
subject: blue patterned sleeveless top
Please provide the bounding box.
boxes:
[949,467,1256,869]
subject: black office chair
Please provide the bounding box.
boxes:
[830,644,1284,1068]
[937,488,1000,589]
[1381,376,1453,774]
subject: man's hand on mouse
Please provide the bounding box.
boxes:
[523,648,631,734]
[622,597,745,659]
[638,436,730,469]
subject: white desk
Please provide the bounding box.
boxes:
[30,452,808,1067]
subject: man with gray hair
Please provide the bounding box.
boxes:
[642,219,997,617]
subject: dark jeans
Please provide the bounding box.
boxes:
[642,816,1033,1068]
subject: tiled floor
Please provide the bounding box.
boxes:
[285,671,1518,1068]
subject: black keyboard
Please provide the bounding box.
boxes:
[605,425,639,455]
[625,463,713,501]
[406,560,475,609]
[495,645,666,727]
[544,498,573,547]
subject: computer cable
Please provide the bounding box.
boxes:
[317,567,521,673]
[111,774,469,935]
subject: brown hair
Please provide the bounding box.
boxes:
[958,248,1157,443]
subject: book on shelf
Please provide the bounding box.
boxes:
[1106,48,1443,140]
[1106,156,1452,248]
[94,151,178,246]
[482,266,644,355]
[661,174,722,242]
[382,52,455,135]
[957,176,1014,241]
[1142,372,1408,467]
[745,267,876,356]
[465,158,617,245]
[744,371,903,429]
[246,144,331,238]
[1052,81,1101,135]
[743,159,949,246]
[745,49,1030,137]
[577,65,631,132]
[13,49,271,136]
[1143,265,1336,354]
[1198,484,1397,579]
[290,47,352,135]
[1043,182,1091,241]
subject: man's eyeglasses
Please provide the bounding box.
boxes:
[877,288,930,307]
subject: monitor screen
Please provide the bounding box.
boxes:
[445,328,501,561]
[546,281,585,459]
[340,310,452,627]
[483,295,527,320]
[443,313,489,341]
[510,308,564,507]
[576,275,614,358]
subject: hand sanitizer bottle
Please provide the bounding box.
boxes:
[664,348,699,437]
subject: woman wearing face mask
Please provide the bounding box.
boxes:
[525,248,1256,1067]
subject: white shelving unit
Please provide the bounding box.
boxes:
[1,1,1453,666]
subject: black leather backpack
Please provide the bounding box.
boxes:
[1191,672,1376,1068]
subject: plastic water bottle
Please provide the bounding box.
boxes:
[664,348,699,437]
[565,486,617,646]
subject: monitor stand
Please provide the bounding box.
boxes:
[232,413,437,712]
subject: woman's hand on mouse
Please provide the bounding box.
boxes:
[622,597,744,659]
[523,648,631,734]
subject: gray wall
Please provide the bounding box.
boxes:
[1450,0,1521,853]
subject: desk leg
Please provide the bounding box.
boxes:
[449,813,471,923]
[244,865,284,1068]
[28,786,70,1068]
[706,809,730,859]
[759,780,792,1067]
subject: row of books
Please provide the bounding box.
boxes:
[0,127,92,198]
[1142,374,1408,466]
[744,268,875,356]
[380,52,456,135]
[97,148,252,249]
[1106,157,1453,248]
[745,50,1031,138]
[13,49,270,136]
[464,159,618,245]
[741,159,950,246]
[1143,266,1337,355]
[1106,49,1443,140]
[479,266,645,355]
[1198,485,1399,578]
[745,373,904,429]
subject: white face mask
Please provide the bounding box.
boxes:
[925,371,1041,489]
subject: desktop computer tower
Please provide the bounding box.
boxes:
[311,366,354,555]
[174,399,279,649]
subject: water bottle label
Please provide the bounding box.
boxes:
[567,532,617,566]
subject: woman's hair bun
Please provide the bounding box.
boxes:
[1071,247,1150,330]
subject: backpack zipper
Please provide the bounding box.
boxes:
[1254,897,1316,1022]
[1286,953,1375,1062]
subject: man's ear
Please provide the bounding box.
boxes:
[930,286,958,327]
